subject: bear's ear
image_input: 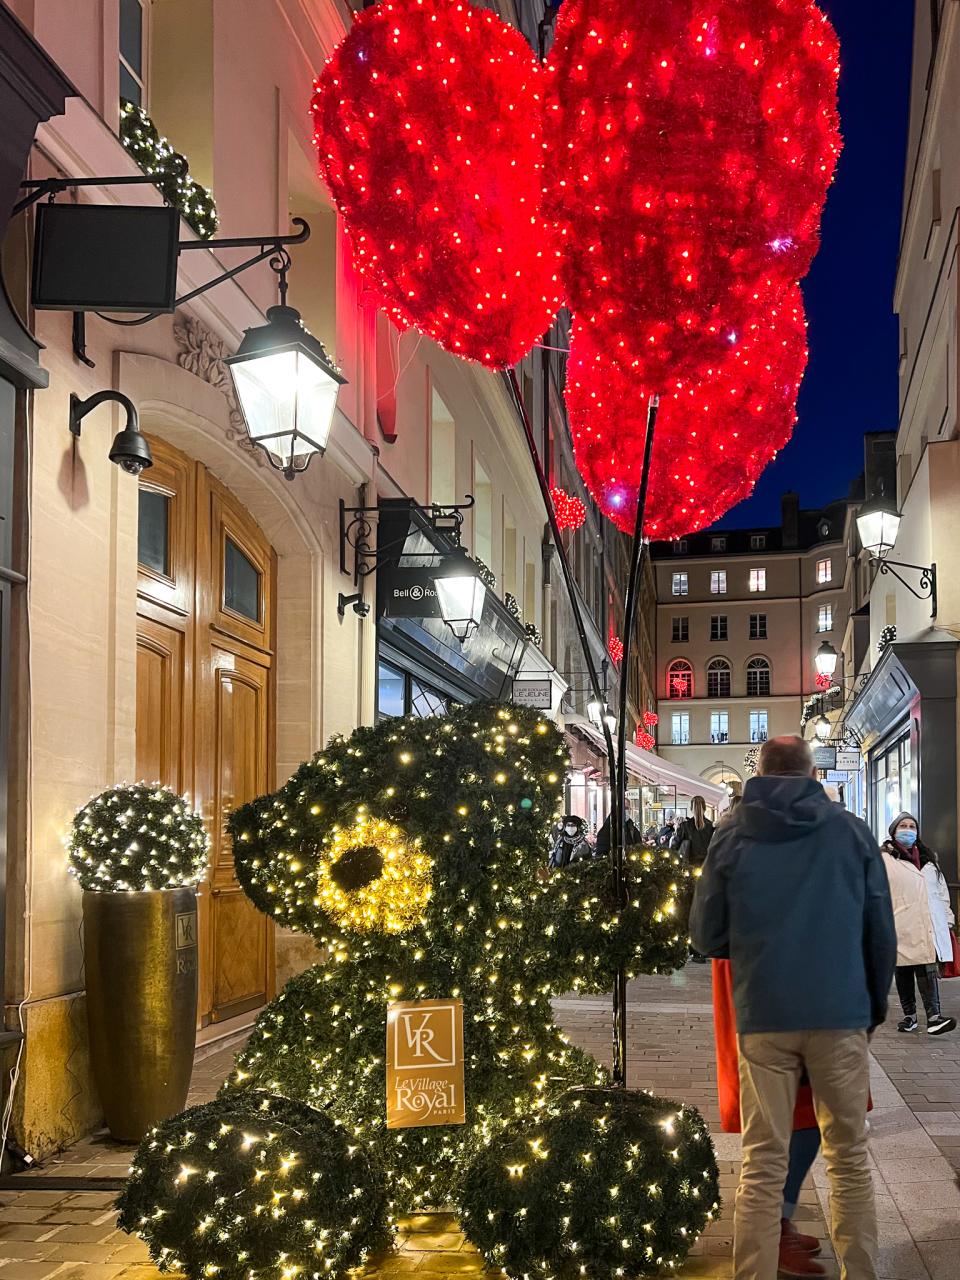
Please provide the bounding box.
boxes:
[228,750,344,935]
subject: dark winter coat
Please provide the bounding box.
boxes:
[594,815,641,859]
[671,816,715,867]
[690,775,897,1034]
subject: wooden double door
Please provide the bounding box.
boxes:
[136,437,276,1025]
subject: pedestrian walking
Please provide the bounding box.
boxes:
[672,796,715,962]
[690,735,897,1280]
[671,795,716,866]
[657,816,676,847]
[548,815,589,869]
[881,812,956,1035]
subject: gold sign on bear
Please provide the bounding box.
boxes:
[386,998,466,1129]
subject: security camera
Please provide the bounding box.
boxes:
[338,592,369,619]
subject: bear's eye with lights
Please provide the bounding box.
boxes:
[315,815,432,935]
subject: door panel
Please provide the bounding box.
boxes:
[135,618,186,791]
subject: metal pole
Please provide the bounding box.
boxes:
[611,394,659,1088]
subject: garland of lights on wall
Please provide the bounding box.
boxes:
[120,101,218,239]
[119,704,718,1280]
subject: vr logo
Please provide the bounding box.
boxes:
[394,1006,456,1069]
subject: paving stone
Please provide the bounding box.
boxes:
[0,1264,65,1280]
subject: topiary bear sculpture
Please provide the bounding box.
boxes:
[119,702,719,1280]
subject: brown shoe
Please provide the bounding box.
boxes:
[778,1242,827,1278]
[781,1219,821,1254]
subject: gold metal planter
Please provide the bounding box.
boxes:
[83,887,198,1141]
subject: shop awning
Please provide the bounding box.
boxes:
[569,719,728,807]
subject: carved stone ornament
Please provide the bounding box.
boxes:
[173,311,264,466]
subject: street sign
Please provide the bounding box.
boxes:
[512,678,553,709]
[812,746,837,770]
[836,750,862,772]
[826,770,850,783]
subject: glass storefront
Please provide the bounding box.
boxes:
[870,729,911,840]
[376,659,458,721]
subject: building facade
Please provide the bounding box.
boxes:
[652,493,853,802]
[845,1,960,903]
[0,0,656,1157]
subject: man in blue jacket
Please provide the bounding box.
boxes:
[691,736,896,1280]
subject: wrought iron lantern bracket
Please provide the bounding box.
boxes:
[875,557,938,618]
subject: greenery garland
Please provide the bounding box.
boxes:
[69,783,208,891]
[120,100,218,239]
[117,1092,392,1280]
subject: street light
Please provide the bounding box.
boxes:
[855,489,937,618]
[856,492,901,559]
[227,303,345,479]
[587,698,616,734]
[432,547,486,642]
[815,641,839,679]
[814,714,831,742]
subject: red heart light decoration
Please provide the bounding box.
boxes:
[544,0,840,388]
[312,0,562,368]
[565,283,809,541]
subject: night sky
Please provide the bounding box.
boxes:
[720,0,916,529]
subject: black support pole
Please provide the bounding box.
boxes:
[611,394,659,1088]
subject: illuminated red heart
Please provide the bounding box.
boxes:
[544,0,839,388]
[313,0,562,368]
[565,283,809,541]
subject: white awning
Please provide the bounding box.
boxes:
[569,718,728,807]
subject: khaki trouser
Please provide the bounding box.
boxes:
[735,1029,876,1280]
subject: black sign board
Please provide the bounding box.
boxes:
[32,203,180,313]
[382,566,441,619]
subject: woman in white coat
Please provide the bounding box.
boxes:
[881,812,956,1036]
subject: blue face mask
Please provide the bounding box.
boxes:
[897,829,918,849]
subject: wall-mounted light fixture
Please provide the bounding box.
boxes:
[857,488,937,618]
[69,390,153,476]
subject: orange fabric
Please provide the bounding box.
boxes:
[712,959,819,1134]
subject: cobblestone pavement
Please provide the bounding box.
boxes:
[1,969,957,1280]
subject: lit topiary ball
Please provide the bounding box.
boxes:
[117,1092,392,1280]
[458,1087,720,1280]
[68,783,208,891]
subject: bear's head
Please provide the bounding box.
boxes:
[229,702,570,995]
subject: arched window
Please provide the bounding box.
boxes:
[747,657,771,697]
[707,657,732,699]
[667,659,693,700]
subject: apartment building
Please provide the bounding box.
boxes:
[652,493,853,797]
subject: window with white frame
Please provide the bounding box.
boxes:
[672,572,688,597]
[671,713,690,746]
[749,613,767,640]
[750,710,769,743]
[749,568,767,592]
[746,657,771,697]
[816,557,832,584]
[672,616,689,642]
[119,0,147,105]
[711,537,727,553]
[710,712,729,744]
[672,540,689,555]
[751,534,767,550]
[818,604,833,632]
[710,615,728,641]
[707,657,732,699]
[711,570,727,594]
